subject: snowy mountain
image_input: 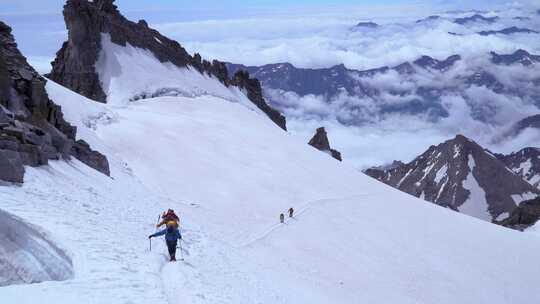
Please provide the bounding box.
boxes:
[47,0,286,130]
[365,135,539,222]
[497,147,540,189]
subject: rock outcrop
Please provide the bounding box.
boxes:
[48,0,286,130]
[0,20,109,182]
[231,70,286,130]
[308,127,342,161]
[498,197,540,230]
[365,135,540,222]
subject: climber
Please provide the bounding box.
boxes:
[149,221,182,262]
[157,209,179,228]
[280,213,285,224]
[288,207,294,218]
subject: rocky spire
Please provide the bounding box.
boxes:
[308,127,342,161]
[0,20,109,182]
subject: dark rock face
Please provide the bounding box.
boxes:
[231,70,286,130]
[499,197,540,230]
[308,127,342,161]
[364,135,540,221]
[478,27,538,36]
[0,20,109,182]
[49,0,286,130]
[454,14,499,25]
[71,140,110,176]
[497,147,540,189]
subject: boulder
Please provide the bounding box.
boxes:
[0,149,24,183]
[71,140,110,176]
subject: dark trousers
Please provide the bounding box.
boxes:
[166,240,177,260]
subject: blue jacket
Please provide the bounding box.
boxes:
[150,227,182,242]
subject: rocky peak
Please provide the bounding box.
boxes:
[308,127,342,161]
[365,134,539,222]
[0,20,109,182]
[413,55,461,71]
[48,0,286,130]
[490,49,540,66]
[454,14,499,25]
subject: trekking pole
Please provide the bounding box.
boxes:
[149,238,152,252]
[179,239,184,261]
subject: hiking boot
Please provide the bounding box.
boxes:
[170,255,176,262]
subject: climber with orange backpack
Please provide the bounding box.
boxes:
[149,209,183,261]
[156,209,180,228]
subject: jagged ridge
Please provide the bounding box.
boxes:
[48,0,286,130]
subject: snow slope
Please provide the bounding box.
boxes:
[0,81,539,303]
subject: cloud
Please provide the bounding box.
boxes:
[153,4,540,70]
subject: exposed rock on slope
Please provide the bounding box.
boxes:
[0,20,109,182]
[497,147,540,189]
[364,135,539,221]
[308,127,342,161]
[48,0,286,130]
[499,197,540,230]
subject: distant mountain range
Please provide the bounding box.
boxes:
[227,49,540,125]
[364,135,540,223]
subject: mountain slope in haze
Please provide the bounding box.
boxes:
[47,0,286,130]
[1,77,539,303]
[0,20,108,183]
[365,135,539,221]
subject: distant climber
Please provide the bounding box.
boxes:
[288,208,294,218]
[157,209,179,228]
[280,213,285,224]
[149,221,182,262]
